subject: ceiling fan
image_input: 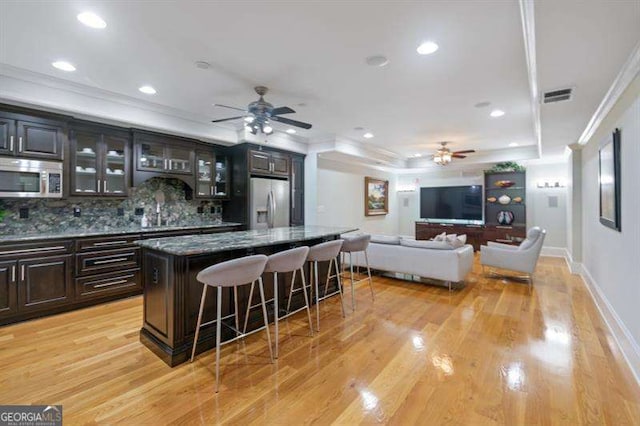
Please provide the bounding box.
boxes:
[212,86,312,135]
[432,142,475,165]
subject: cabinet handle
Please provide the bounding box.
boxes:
[97,180,101,192]
[9,136,14,151]
[164,159,168,170]
[21,265,25,281]
[210,186,214,196]
[92,256,132,265]
[440,223,454,227]
[92,240,128,247]
[496,226,513,229]
[11,265,15,282]
[18,137,23,152]
[103,180,107,192]
[0,246,66,255]
[94,279,133,288]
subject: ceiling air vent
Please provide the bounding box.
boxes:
[542,88,573,104]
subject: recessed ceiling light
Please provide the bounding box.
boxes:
[244,116,254,123]
[363,132,374,139]
[365,55,389,67]
[475,101,491,108]
[52,61,76,72]
[490,109,505,117]
[414,153,422,157]
[195,61,211,69]
[138,85,157,95]
[417,41,439,55]
[286,129,296,134]
[77,12,106,29]
[509,142,519,147]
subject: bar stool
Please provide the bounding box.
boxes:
[262,246,313,358]
[339,234,373,311]
[306,239,345,331]
[190,254,273,393]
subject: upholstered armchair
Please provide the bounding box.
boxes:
[480,227,546,288]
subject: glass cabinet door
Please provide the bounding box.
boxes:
[214,155,229,198]
[103,134,127,195]
[73,130,100,194]
[196,152,214,198]
[138,142,166,171]
[167,147,192,174]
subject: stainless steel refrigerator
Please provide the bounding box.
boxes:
[250,177,290,229]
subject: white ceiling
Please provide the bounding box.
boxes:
[536,0,640,157]
[0,1,638,164]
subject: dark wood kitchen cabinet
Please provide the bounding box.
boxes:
[249,149,290,177]
[0,260,17,318]
[70,123,131,197]
[291,154,305,225]
[0,110,65,160]
[18,254,73,313]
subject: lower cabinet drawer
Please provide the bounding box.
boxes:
[75,269,141,300]
[76,247,140,276]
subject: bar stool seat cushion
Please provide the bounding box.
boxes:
[265,246,310,273]
[307,240,344,262]
[196,255,268,287]
[341,234,371,253]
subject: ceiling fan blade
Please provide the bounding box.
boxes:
[452,154,467,159]
[452,150,476,154]
[211,116,244,123]
[213,104,247,112]
[270,116,312,129]
[271,106,296,115]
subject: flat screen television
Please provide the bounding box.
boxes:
[420,185,483,222]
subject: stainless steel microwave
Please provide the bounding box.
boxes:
[0,157,63,198]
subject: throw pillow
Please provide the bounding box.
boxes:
[401,239,453,250]
[433,232,447,242]
[445,234,464,249]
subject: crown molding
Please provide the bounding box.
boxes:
[578,41,640,145]
[519,0,542,158]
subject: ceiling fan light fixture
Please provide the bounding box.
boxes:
[263,125,273,134]
[244,116,254,123]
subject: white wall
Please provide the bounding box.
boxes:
[312,158,398,235]
[524,162,568,249]
[580,74,640,380]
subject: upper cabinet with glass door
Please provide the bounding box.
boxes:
[70,126,130,197]
[195,150,230,199]
[135,134,194,175]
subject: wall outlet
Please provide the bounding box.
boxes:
[117,208,125,216]
[210,206,216,214]
[73,207,81,217]
[19,208,29,219]
[197,206,204,214]
[135,208,144,216]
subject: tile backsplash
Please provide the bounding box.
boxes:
[0,178,222,235]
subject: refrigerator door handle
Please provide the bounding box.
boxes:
[271,190,277,228]
[267,191,273,228]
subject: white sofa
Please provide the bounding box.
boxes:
[348,234,474,290]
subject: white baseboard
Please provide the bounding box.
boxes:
[540,246,568,258]
[580,265,640,386]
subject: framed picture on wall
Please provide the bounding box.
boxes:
[365,177,389,216]
[599,128,621,231]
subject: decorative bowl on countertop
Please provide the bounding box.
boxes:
[495,180,516,188]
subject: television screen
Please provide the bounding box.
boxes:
[420,185,483,221]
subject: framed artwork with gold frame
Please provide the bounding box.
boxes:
[365,177,389,216]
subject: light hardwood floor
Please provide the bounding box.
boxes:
[1,256,639,425]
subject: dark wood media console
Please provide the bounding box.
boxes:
[415,222,526,251]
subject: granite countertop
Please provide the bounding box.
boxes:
[0,222,244,243]
[135,226,358,256]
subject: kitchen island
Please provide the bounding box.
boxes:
[136,226,355,366]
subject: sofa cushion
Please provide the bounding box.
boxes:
[400,239,454,250]
[370,234,401,245]
[433,232,447,242]
[445,234,465,249]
